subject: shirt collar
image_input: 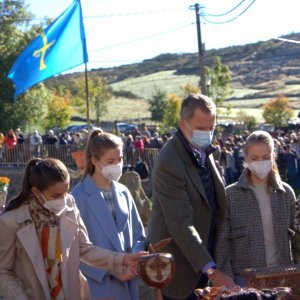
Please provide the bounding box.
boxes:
[236,168,286,192]
[176,128,216,164]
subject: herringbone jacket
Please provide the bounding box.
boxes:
[216,169,300,277]
[148,132,226,299]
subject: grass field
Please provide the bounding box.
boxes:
[70,97,150,126]
[217,107,264,123]
[98,71,300,124]
[110,70,200,100]
[102,97,150,121]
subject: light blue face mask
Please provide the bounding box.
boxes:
[191,129,214,149]
[184,121,214,149]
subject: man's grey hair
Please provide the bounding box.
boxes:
[180,93,216,120]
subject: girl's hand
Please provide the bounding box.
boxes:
[118,265,137,281]
[123,251,148,269]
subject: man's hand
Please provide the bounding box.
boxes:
[208,269,237,289]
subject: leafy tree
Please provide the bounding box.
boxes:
[11,84,51,133]
[44,94,73,130]
[0,0,45,132]
[163,93,182,129]
[148,87,167,122]
[237,110,257,131]
[263,95,294,127]
[180,83,199,97]
[225,103,233,119]
[112,89,138,99]
[205,56,232,107]
[53,85,72,98]
[75,76,112,126]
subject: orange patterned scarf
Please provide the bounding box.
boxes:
[29,196,65,299]
[39,224,65,299]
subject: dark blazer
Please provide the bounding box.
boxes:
[148,133,226,299]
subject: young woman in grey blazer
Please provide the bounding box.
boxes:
[217,130,300,286]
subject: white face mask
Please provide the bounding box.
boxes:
[101,162,123,182]
[247,160,273,180]
[41,193,67,216]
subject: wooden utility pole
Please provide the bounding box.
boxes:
[192,3,207,95]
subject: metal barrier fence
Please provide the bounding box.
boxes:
[0,144,159,168]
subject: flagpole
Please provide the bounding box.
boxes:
[79,0,90,129]
[84,61,90,128]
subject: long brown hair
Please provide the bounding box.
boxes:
[83,130,123,177]
[6,158,69,211]
[244,130,280,190]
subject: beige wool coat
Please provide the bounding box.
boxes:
[0,196,125,300]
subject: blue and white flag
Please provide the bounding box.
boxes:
[8,0,88,100]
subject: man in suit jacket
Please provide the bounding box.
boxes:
[148,94,234,300]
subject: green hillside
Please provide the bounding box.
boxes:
[46,32,300,123]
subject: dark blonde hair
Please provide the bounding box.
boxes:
[83,130,123,177]
[6,158,69,211]
[245,130,280,189]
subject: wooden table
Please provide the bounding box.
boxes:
[241,264,300,299]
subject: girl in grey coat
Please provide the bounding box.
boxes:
[217,131,300,286]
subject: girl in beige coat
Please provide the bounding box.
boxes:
[0,158,145,300]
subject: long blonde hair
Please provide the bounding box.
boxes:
[83,130,123,177]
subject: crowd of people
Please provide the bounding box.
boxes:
[0,128,90,149]
[0,93,299,299]
[1,124,300,195]
[211,129,300,196]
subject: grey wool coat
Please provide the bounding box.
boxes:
[148,133,226,299]
[216,169,300,278]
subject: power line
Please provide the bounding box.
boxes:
[274,37,300,44]
[88,57,193,63]
[90,23,194,53]
[83,7,185,18]
[21,7,186,22]
[89,59,144,63]
[63,55,198,69]
[202,0,256,24]
[204,0,248,17]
